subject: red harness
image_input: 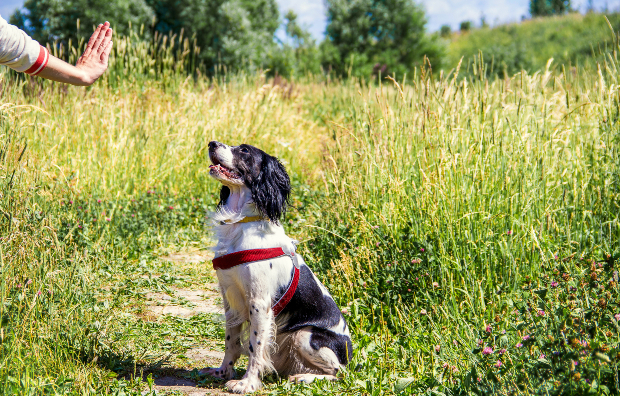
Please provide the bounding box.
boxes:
[212,247,300,317]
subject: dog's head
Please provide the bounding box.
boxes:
[208,141,290,223]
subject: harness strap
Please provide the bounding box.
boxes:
[212,247,299,317]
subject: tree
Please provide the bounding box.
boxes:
[144,0,280,74]
[530,0,571,17]
[440,25,451,38]
[460,21,472,32]
[10,0,154,45]
[321,0,442,78]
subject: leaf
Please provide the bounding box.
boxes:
[395,377,416,392]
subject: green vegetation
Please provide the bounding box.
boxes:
[446,12,620,77]
[1,24,620,396]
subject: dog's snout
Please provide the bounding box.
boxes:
[208,141,223,151]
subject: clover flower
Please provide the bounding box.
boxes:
[516,343,523,348]
[485,325,492,333]
[434,345,441,353]
[420,309,427,315]
[494,360,502,368]
[482,347,493,355]
[550,281,559,288]
[522,335,530,341]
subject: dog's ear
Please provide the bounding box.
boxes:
[218,186,230,208]
[250,154,290,223]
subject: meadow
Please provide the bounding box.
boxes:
[0,26,619,395]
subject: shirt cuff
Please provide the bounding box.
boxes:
[24,45,49,76]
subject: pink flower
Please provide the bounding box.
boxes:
[485,325,492,333]
[376,242,380,247]
[97,199,101,203]
[362,282,366,287]
[506,230,512,235]
[482,347,493,355]
[434,345,441,353]
[432,282,439,288]
[615,313,620,321]
[453,340,458,346]
[516,343,523,348]
[26,279,32,285]
[554,255,559,260]
[539,354,546,359]
[537,310,545,316]
[550,281,559,288]
[494,360,502,368]
[522,335,530,341]
[17,283,22,289]
[442,362,448,368]
[407,289,411,292]
[341,307,349,315]
[498,349,506,355]
[37,290,42,296]
[477,339,484,346]
[420,248,425,252]
[168,206,174,210]
[105,218,111,222]
[420,309,427,315]
[68,200,73,204]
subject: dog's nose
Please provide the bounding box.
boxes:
[208,141,222,151]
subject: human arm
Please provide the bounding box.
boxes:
[36,22,114,86]
[0,16,113,86]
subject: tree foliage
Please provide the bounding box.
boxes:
[10,0,154,44]
[530,0,572,17]
[321,0,443,78]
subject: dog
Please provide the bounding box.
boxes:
[202,141,352,394]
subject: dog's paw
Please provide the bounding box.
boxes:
[289,374,338,384]
[225,377,262,394]
[199,366,235,380]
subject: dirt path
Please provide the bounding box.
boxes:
[142,250,234,395]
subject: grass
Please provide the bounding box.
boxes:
[1,24,619,395]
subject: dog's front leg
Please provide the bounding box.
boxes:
[226,294,273,393]
[201,293,242,380]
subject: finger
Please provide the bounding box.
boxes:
[91,23,109,56]
[101,37,113,63]
[97,26,113,55]
[83,24,102,57]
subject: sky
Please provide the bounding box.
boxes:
[2,0,620,42]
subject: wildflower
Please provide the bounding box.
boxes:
[506,230,512,235]
[539,354,546,359]
[501,330,506,334]
[615,313,620,321]
[498,349,506,355]
[68,200,73,204]
[131,214,135,217]
[537,310,545,316]
[554,255,559,260]
[362,282,366,287]
[522,335,530,341]
[37,290,42,296]
[168,206,174,210]
[482,347,493,355]
[420,309,427,315]
[442,362,448,368]
[387,263,391,267]
[26,279,32,286]
[494,360,502,368]
[477,339,484,346]
[376,242,380,247]
[97,199,102,203]
[550,281,559,288]
[434,345,441,353]
[415,277,419,281]
[341,307,349,315]
[453,340,458,346]
[17,283,22,289]
[78,225,82,229]
[411,259,421,264]
[408,289,411,292]
[432,282,439,288]
[516,343,523,348]
[47,289,53,295]
[485,325,492,333]
[105,218,111,222]
[420,248,425,252]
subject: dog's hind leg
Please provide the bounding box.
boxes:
[286,326,350,383]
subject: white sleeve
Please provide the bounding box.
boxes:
[0,14,49,74]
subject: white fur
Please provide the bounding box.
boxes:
[204,143,348,393]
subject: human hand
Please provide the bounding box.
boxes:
[75,22,113,85]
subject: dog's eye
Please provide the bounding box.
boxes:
[240,147,249,154]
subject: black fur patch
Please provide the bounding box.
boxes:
[276,264,353,365]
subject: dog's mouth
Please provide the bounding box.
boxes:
[209,157,242,181]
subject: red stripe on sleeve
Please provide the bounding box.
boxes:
[24,46,49,75]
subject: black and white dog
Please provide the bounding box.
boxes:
[202,141,352,393]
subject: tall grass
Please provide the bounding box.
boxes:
[1,23,619,395]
